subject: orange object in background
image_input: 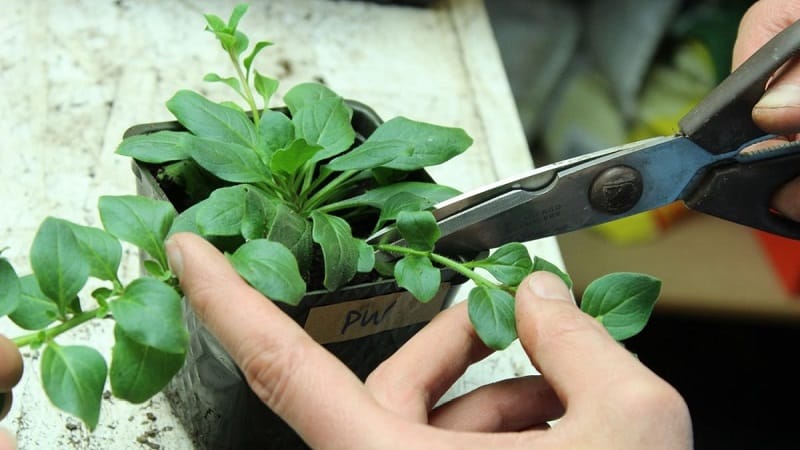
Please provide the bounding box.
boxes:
[755,230,800,296]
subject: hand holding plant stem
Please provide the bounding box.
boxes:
[0,3,661,431]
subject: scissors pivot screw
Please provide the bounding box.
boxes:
[589,165,643,214]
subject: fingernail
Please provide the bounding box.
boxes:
[755,84,800,109]
[165,239,184,278]
[527,272,573,303]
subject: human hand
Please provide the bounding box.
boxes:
[733,0,800,220]
[0,334,22,450]
[166,232,692,449]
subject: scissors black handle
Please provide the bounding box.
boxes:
[679,19,800,154]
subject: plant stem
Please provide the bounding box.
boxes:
[229,51,260,127]
[302,170,357,212]
[12,309,99,348]
[376,244,498,290]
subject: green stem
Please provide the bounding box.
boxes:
[229,51,260,127]
[302,170,357,212]
[12,309,99,349]
[376,244,498,290]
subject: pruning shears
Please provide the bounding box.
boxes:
[371,19,800,258]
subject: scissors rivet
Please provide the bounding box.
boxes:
[589,165,643,214]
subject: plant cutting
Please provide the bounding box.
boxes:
[0,3,661,447]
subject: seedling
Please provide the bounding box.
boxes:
[0,4,660,430]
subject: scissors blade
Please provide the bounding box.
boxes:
[430,135,727,257]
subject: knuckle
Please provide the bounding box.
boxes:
[238,339,307,413]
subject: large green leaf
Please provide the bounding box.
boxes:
[115,130,192,163]
[109,278,188,354]
[194,185,253,236]
[396,211,440,252]
[41,344,107,430]
[110,325,185,404]
[468,286,517,350]
[228,239,306,305]
[30,218,90,314]
[394,255,440,302]
[166,90,258,148]
[262,201,313,272]
[293,96,355,162]
[581,272,661,341]
[98,196,176,268]
[8,275,59,330]
[184,136,270,183]
[328,116,472,171]
[323,182,460,211]
[472,243,533,286]
[283,82,340,115]
[310,212,360,291]
[532,256,573,290]
[0,258,20,317]
[64,222,122,282]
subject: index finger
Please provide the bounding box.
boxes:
[165,233,392,448]
[0,335,22,391]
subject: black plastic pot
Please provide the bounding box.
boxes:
[124,101,466,449]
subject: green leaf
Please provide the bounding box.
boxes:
[532,256,573,290]
[396,210,440,252]
[64,222,122,282]
[374,192,435,231]
[115,130,192,163]
[166,90,258,148]
[184,136,270,183]
[356,239,376,273]
[394,255,440,302]
[473,243,532,286]
[257,110,294,154]
[293,97,355,162]
[204,13,227,33]
[203,72,242,93]
[262,201,313,271]
[324,182,460,211]
[168,203,203,237]
[283,82,340,115]
[228,239,306,305]
[244,41,273,74]
[0,258,21,317]
[270,138,323,175]
[110,325,185,404]
[581,272,661,341]
[99,195,176,268]
[227,3,249,32]
[9,275,59,330]
[310,212,360,291]
[41,344,107,431]
[194,185,253,236]
[468,286,517,350]
[253,70,279,106]
[109,278,188,354]
[329,116,472,171]
[30,218,90,314]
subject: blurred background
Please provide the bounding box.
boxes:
[485,0,800,448]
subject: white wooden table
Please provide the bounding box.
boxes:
[0,0,564,448]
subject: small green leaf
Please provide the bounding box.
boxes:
[143,260,167,279]
[203,72,242,94]
[185,136,271,183]
[257,110,294,154]
[30,218,90,314]
[244,41,273,74]
[374,192,435,231]
[41,344,107,431]
[468,286,517,350]
[168,203,203,237]
[99,196,176,268]
[394,255,440,302]
[0,258,21,317]
[109,278,188,354]
[167,90,258,149]
[532,256,573,290]
[283,82,340,115]
[262,201,313,271]
[9,275,58,330]
[581,272,661,341]
[329,116,472,171]
[396,210,440,252]
[473,243,533,286]
[324,182,460,211]
[227,3,249,31]
[270,139,323,175]
[116,130,192,163]
[204,13,227,33]
[228,239,306,305]
[253,70,279,106]
[64,222,122,282]
[293,97,355,162]
[194,185,252,236]
[110,325,185,404]
[356,239,376,273]
[310,212,359,291]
